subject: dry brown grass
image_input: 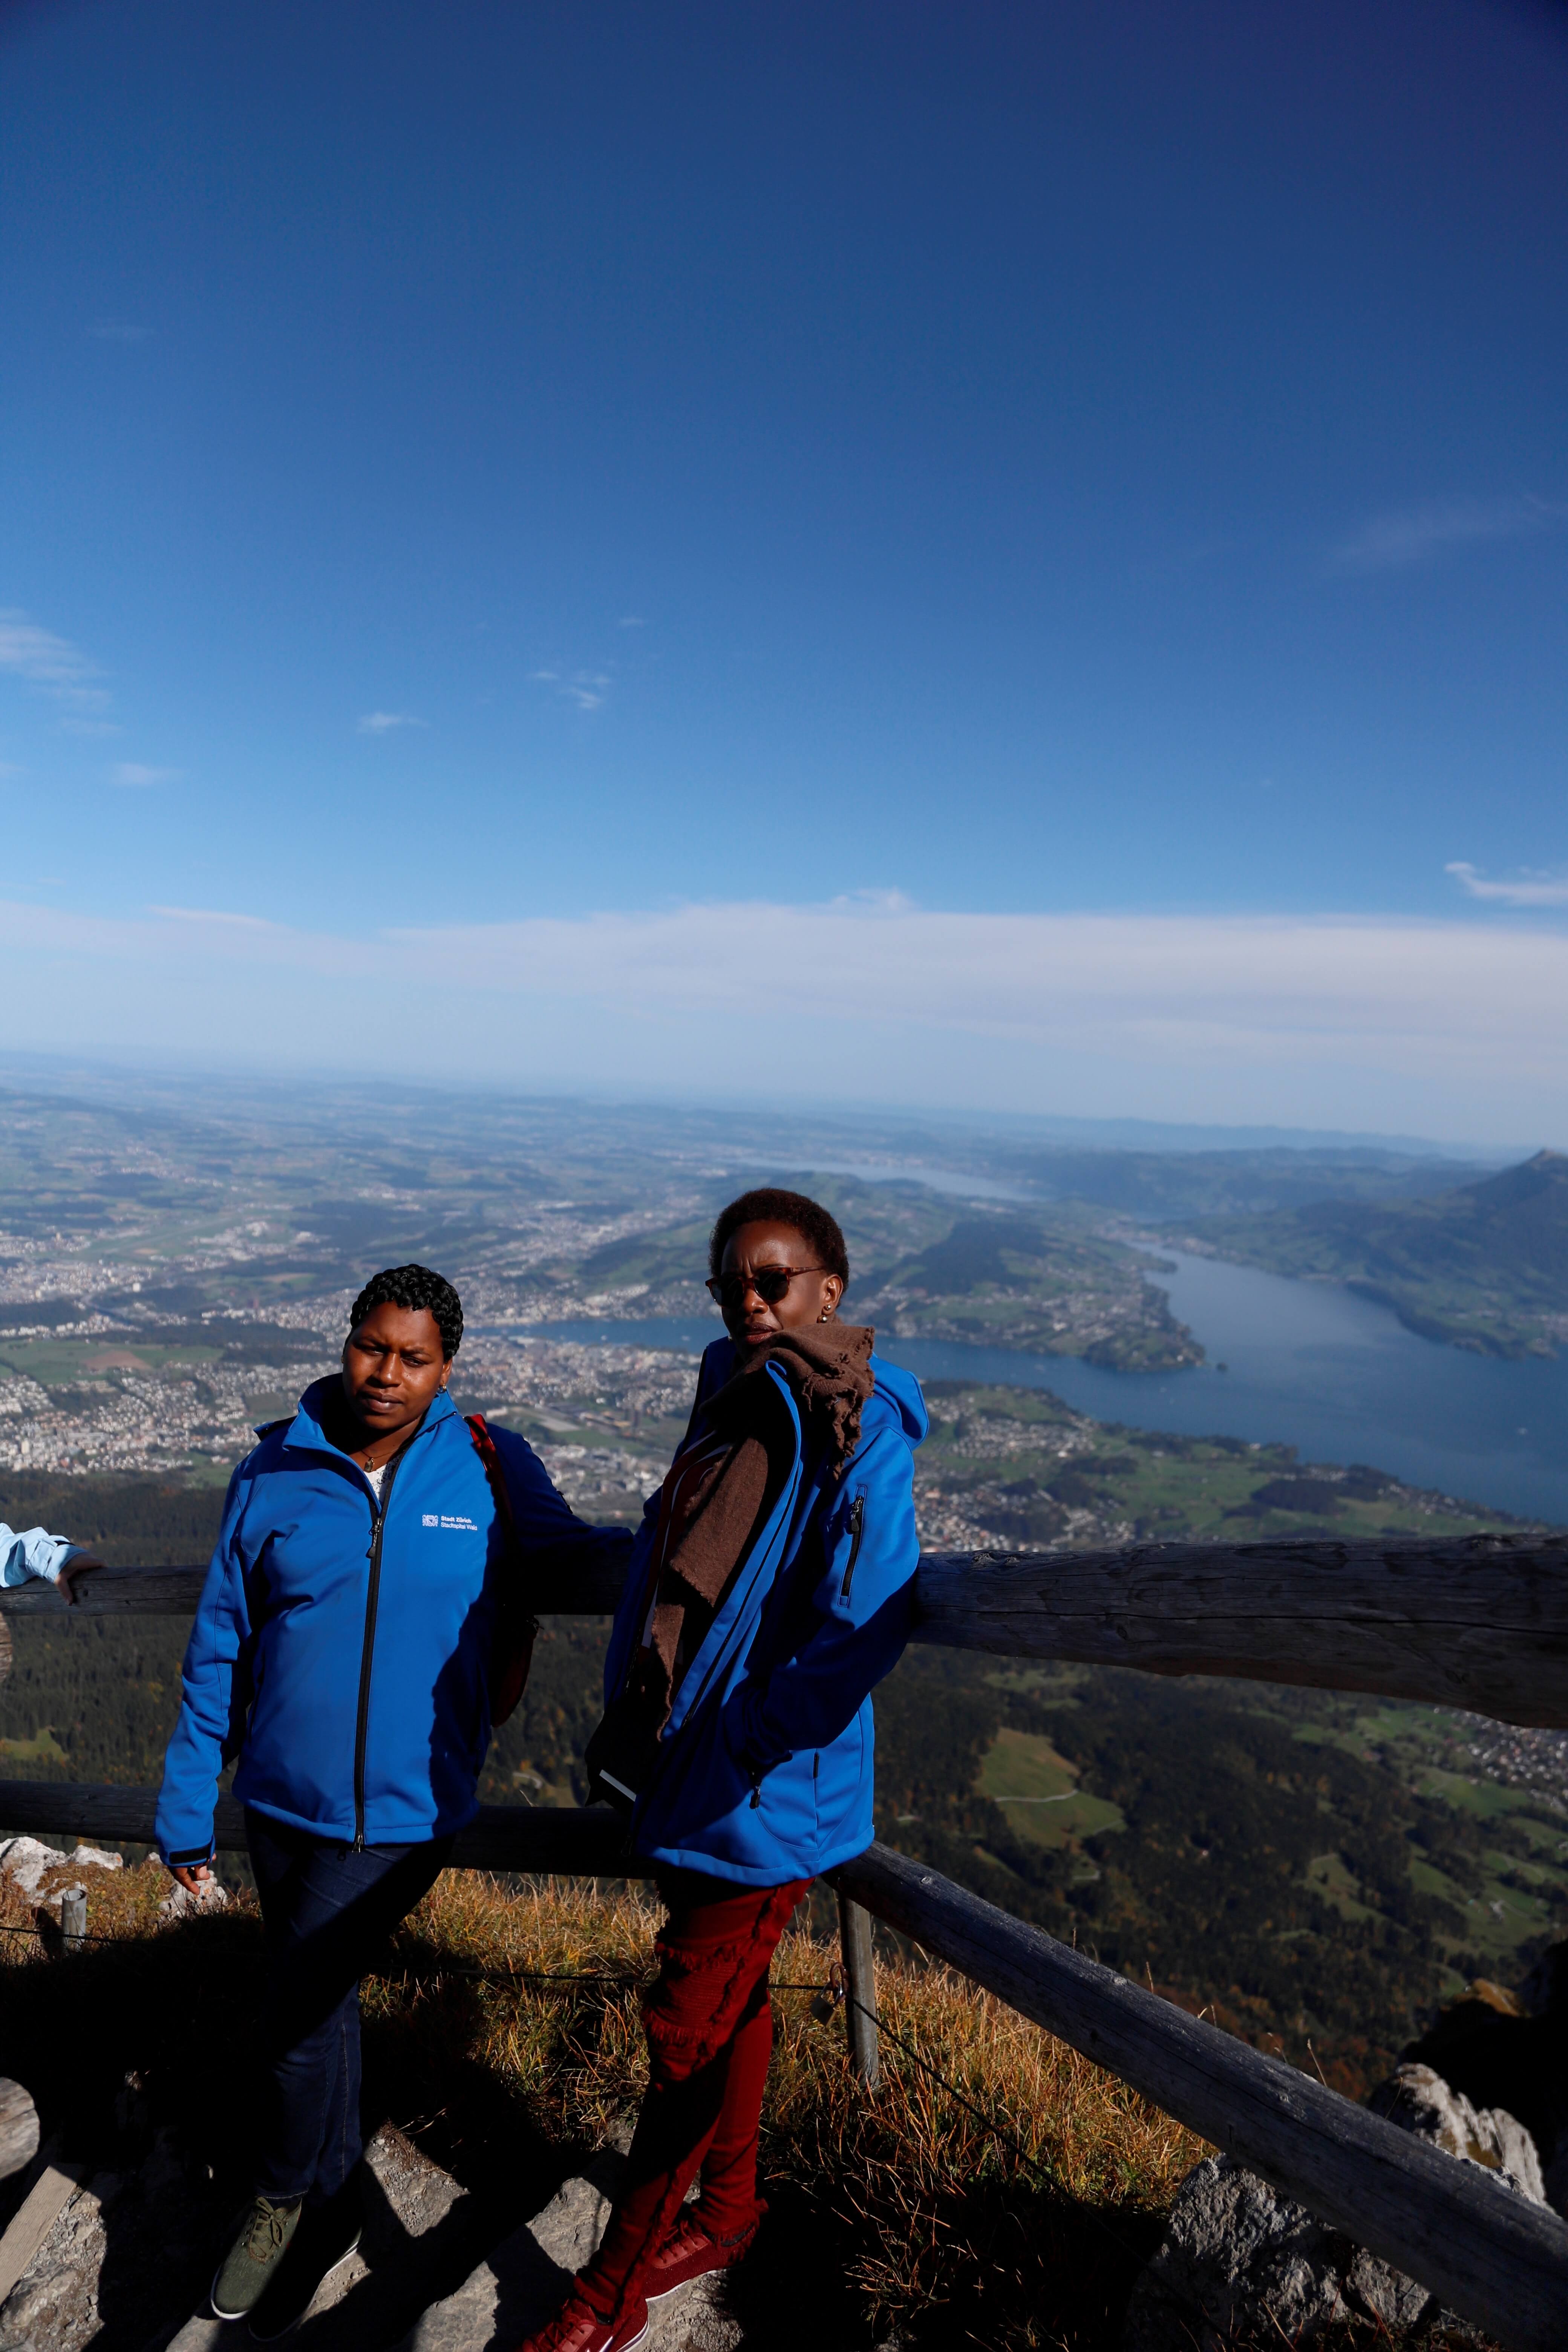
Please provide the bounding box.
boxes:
[367,1871,1209,2347]
[0,1859,1204,2347]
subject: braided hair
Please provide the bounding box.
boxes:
[707,1189,849,1288]
[348,1263,464,1358]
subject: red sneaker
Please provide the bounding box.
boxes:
[644,2205,763,2304]
[512,2287,648,2352]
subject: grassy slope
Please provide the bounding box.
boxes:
[0,1862,1208,2351]
[1184,1149,1568,1358]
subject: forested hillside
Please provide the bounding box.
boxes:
[1188,1148,1568,1358]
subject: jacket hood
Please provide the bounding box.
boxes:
[865,1354,929,1452]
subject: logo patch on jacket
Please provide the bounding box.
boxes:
[424,1513,480,1531]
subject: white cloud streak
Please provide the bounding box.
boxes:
[2,893,1566,1107]
[529,667,611,711]
[147,904,271,928]
[0,610,107,705]
[1447,861,1568,908]
[357,711,425,734]
[112,763,180,787]
[1331,495,1566,573]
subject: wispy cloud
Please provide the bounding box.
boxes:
[111,763,180,787]
[0,609,107,707]
[357,710,425,734]
[1331,495,1566,573]
[1447,860,1568,908]
[88,320,152,343]
[530,666,612,711]
[617,615,646,629]
[0,762,24,781]
[6,895,1568,1130]
[148,904,272,928]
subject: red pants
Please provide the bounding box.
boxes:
[579,1867,808,2317]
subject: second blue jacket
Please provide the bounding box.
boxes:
[155,1381,633,1862]
[605,1338,928,1886]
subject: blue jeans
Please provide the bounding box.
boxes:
[247,1809,452,2206]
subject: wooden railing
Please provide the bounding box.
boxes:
[6,1527,1566,1723]
[2,1536,1567,2349]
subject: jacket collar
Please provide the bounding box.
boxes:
[274,1375,458,1459]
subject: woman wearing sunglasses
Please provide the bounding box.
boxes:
[519,1188,928,2352]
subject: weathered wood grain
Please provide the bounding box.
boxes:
[0,2162,83,2303]
[0,1567,211,1617]
[837,1894,880,2089]
[827,1841,1568,2352]
[912,1532,1568,1728]
[10,1533,1567,1727]
[0,2080,38,2182]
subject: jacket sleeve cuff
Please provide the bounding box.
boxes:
[0,1531,75,1587]
[162,1841,216,1868]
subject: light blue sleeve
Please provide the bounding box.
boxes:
[0,1524,84,1588]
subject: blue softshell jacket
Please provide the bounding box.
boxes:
[155,1380,634,1864]
[605,1338,928,1886]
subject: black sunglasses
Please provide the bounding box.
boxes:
[706,1265,829,1309]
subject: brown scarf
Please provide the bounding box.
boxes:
[628,1322,874,1733]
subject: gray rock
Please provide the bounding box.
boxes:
[1124,2051,1550,2350]
[12,2120,469,2352]
[0,2171,119,2352]
[1368,2061,1546,2202]
[400,2152,743,2352]
[156,1874,230,1923]
[1122,2155,1356,2352]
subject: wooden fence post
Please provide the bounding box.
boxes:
[837,1892,880,2089]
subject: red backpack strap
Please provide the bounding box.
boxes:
[468,1413,538,1726]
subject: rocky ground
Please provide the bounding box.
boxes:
[1124,1946,1568,2350]
[0,2116,748,2352]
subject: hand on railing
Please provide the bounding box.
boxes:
[55,1555,107,1606]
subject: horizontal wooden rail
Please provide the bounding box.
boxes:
[0,1785,1563,2349]
[6,1530,1566,1726]
[0,1782,643,1875]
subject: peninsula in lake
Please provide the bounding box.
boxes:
[1179,1148,1568,1360]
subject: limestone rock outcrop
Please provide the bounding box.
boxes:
[1122,1939,1568,2350]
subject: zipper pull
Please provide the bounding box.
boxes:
[749,1770,762,1811]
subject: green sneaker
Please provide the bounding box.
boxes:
[211,2196,304,2321]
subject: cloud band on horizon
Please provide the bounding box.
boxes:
[0,892,1565,1142]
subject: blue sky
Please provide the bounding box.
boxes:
[3,0,1567,1138]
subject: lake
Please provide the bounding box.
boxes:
[519,1247,1568,1527]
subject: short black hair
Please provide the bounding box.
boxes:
[348,1264,464,1358]
[708,1189,849,1288]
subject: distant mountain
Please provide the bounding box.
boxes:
[1001,1145,1493,1222]
[1186,1150,1568,1358]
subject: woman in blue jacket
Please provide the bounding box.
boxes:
[521,1190,927,2352]
[155,1262,633,2340]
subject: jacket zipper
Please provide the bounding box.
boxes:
[839,1494,867,1601]
[353,1442,411,1849]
